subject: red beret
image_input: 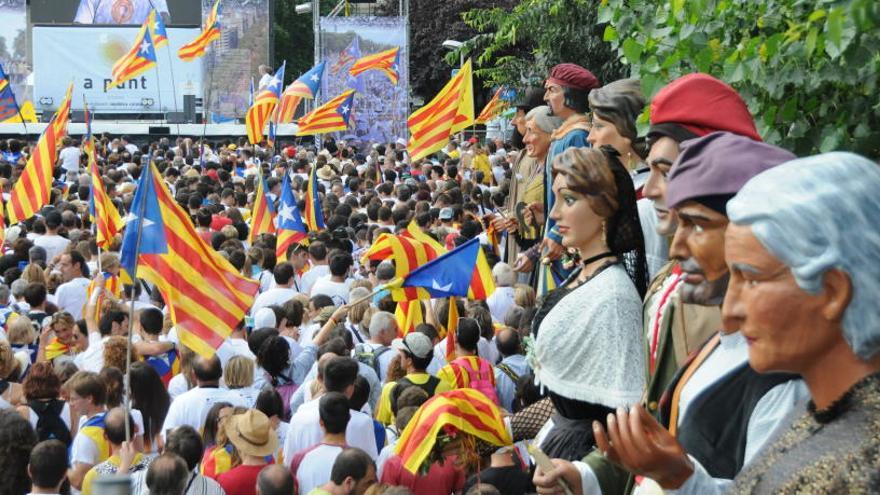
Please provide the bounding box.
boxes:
[547,63,600,91]
[650,73,761,141]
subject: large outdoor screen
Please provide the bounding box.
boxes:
[30,0,202,26]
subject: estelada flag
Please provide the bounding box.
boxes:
[349,47,400,84]
[277,61,325,124]
[120,161,259,358]
[385,236,495,301]
[275,173,309,262]
[178,0,221,61]
[248,172,276,244]
[245,62,285,144]
[295,89,355,136]
[476,86,507,125]
[106,19,157,90]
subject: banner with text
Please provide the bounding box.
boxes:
[33,26,203,114]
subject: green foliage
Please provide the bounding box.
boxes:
[600,0,880,157]
[403,0,518,102]
[273,1,332,84]
[460,0,626,90]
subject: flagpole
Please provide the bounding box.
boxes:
[153,64,165,124]
[145,0,180,136]
[122,153,151,444]
[199,51,216,169]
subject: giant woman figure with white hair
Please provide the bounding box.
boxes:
[723,152,880,493]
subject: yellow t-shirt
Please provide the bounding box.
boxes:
[375,372,451,425]
[82,453,144,495]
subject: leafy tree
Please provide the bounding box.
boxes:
[273,1,332,83]
[395,0,517,102]
[459,0,625,90]
[601,0,880,157]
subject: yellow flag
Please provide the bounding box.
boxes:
[2,100,37,124]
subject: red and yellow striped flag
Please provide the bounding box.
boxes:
[7,124,57,224]
[87,142,124,249]
[400,219,446,255]
[348,47,400,84]
[178,0,221,62]
[361,232,441,301]
[407,59,474,161]
[50,82,74,142]
[121,163,259,358]
[385,237,495,302]
[475,86,506,125]
[445,296,458,360]
[84,99,123,248]
[248,173,276,244]
[394,300,423,336]
[395,389,512,474]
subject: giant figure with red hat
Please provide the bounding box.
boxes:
[532,74,801,495]
[528,63,600,295]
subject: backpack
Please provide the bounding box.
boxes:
[273,374,299,422]
[449,357,500,405]
[29,399,72,446]
[390,375,441,412]
[354,343,391,376]
[496,363,521,384]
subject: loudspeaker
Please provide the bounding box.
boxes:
[70,110,86,122]
[149,126,170,135]
[166,112,187,124]
[183,94,197,123]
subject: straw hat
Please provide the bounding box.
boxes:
[317,165,338,181]
[225,410,278,457]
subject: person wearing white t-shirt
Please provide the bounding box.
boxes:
[299,242,330,295]
[290,392,350,495]
[485,262,517,324]
[66,371,108,493]
[74,282,129,373]
[54,251,91,318]
[353,311,397,383]
[251,263,297,316]
[282,357,378,462]
[58,136,82,179]
[309,251,353,305]
[216,320,256,368]
[34,211,70,263]
[162,354,247,437]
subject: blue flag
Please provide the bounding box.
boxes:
[120,162,167,277]
[391,237,482,298]
[277,173,308,233]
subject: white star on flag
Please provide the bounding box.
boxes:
[139,39,152,55]
[277,204,295,224]
[154,21,161,31]
[310,74,320,82]
[340,105,350,115]
[124,212,155,228]
[269,75,281,89]
[431,280,452,292]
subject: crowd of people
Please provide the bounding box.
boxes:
[0,61,878,495]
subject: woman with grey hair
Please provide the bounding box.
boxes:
[722,152,880,493]
[501,106,564,275]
